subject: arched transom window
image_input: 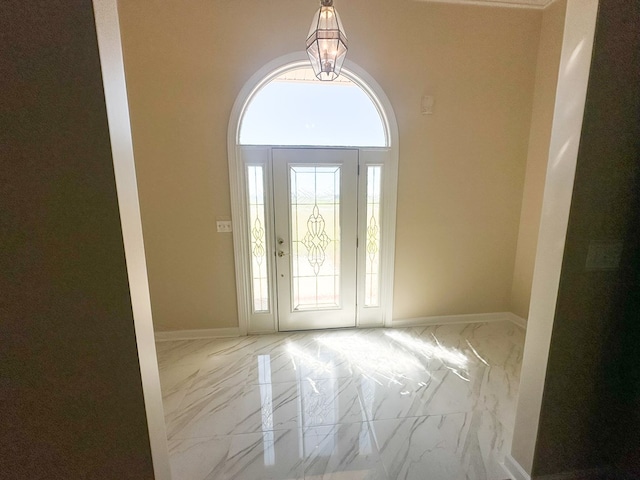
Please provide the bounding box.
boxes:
[239,66,387,147]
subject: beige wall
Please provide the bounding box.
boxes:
[119,0,541,331]
[510,0,567,320]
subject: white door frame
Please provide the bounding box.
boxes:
[227,53,400,334]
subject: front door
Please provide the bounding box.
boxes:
[273,149,358,331]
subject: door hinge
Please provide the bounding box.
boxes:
[357,164,360,176]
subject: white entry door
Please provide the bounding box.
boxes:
[273,149,358,331]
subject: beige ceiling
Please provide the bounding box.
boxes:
[413,0,554,8]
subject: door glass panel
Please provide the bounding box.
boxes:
[365,166,382,307]
[290,165,341,310]
[247,165,269,312]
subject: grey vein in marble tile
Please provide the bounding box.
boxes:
[466,321,522,343]
[234,382,301,434]
[245,347,353,386]
[465,339,491,367]
[412,323,469,346]
[251,333,309,355]
[456,410,490,480]
[419,367,485,416]
[159,362,202,393]
[385,328,474,374]
[156,339,214,369]
[188,354,253,393]
[301,377,366,427]
[158,362,202,417]
[165,384,245,440]
[217,429,306,480]
[478,365,519,429]
[201,336,260,357]
[471,410,513,480]
[304,423,389,480]
[465,337,519,370]
[370,415,469,480]
[168,435,232,480]
[244,352,299,385]
[358,372,445,422]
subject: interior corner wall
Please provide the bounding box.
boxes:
[510,0,567,321]
[0,1,154,477]
[118,0,540,331]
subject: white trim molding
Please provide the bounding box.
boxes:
[503,454,531,480]
[92,1,171,478]
[155,327,241,342]
[154,312,524,341]
[392,312,515,328]
[506,312,528,329]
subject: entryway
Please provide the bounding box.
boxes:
[228,55,399,334]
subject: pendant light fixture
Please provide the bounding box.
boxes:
[305,0,348,81]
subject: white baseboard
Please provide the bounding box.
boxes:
[248,329,278,335]
[505,312,528,329]
[155,311,527,341]
[392,311,512,328]
[154,327,240,342]
[503,454,531,480]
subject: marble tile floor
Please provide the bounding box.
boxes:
[156,321,525,480]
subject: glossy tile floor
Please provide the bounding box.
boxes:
[156,321,524,480]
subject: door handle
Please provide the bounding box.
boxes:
[277,250,288,257]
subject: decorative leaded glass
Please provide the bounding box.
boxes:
[290,165,341,310]
[365,166,382,307]
[247,165,269,312]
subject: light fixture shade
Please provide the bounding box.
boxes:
[305,1,348,81]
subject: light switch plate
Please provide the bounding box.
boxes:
[216,220,232,233]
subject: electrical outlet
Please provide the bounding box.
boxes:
[585,241,623,271]
[216,220,232,233]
